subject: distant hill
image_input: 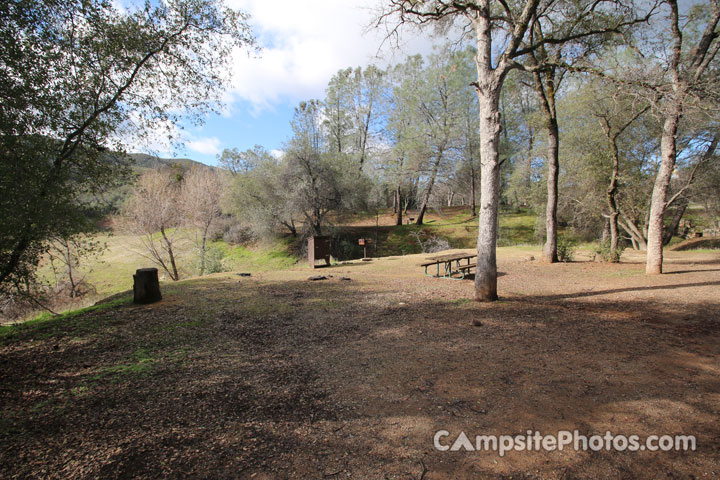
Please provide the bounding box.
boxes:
[125,153,212,171]
[90,152,217,219]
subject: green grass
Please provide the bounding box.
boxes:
[219,240,297,272]
[89,347,156,382]
[498,211,537,246]
[338,208,539,258]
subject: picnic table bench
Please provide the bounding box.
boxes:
[420,252,477,279]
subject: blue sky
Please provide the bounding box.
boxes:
[130,0,435,165]
[175,102,296,164]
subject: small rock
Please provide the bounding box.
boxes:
[340,277,352,281]
[472,319,483,327]
[308,275,329,281]
[236,273,251,277]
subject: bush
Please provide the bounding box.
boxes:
[556,236,577,262]
[221,222,254,245]
[593,241,623,263]
[410,230,452,253]
[193,243,228,275]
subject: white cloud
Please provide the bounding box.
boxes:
[225,0,435,111]
[187,136,222,156]
[270,149,284,159]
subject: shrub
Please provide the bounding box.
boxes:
[193,243,228,275]
[222,222,254,245]
[410,230,452,253]
[556,236,577,262]
[593,241,623,263]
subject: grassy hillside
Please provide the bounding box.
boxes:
[334,207,538,258]
[126,153,209,171]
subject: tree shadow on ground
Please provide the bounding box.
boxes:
[532,280,720,300]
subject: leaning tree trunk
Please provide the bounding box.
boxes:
[160,227,179,281]
[606,141,621,261]
[647,113,680,274]
[416,155,442,225]
[664,199,688,245]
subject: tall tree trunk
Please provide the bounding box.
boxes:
[199,223,211,276]
[472,8,506,302]
[474,89,502,302]
[532,69,560,264]
[606,141,621,261]
[542,118,559,263]
[395,186,403,226]
[646,113,680,274]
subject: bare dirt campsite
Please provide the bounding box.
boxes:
[1,247,718,479]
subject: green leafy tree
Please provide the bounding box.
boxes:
[0,0,254,294]
[225,148,299,238]
[284,101,369,235]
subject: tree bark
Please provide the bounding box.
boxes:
[470,164,477,216]
[602,218,611,244]
[416,154,442,225]
[663,199,688,245]
[542,118,559,263]
[646,113,680,274]
[395,186,403,226]
[160,226,180,281]
[198,223,211,276]
[620,214,647,251]
[472,7,507,302]
[606,140,621,261]
[532,70,559,264]
[474,88,502,302]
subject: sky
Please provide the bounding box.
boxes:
[142,0,438,165]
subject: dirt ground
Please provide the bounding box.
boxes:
[1,247,719,479]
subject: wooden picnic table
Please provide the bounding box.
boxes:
[420,252,477,279]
